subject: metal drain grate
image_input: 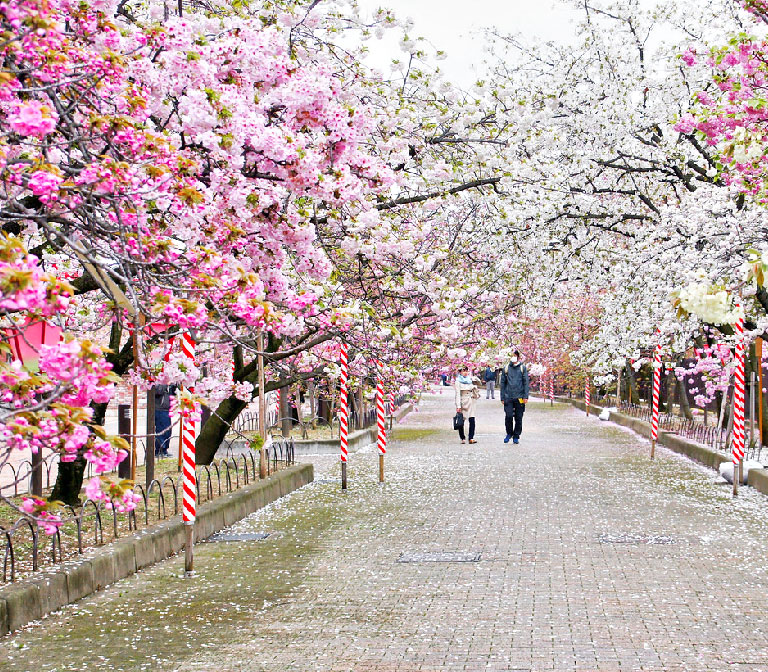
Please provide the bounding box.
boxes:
[206,532,271,542]
[397,551,481,563]
[598,533,674,545]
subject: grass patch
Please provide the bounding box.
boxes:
[390,427,439,442]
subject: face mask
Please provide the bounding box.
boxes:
[511,357,518,364]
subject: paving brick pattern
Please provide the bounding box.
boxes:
[188,394,768,671]
[6,393,768,671]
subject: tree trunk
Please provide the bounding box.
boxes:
[677,377,693,420]
[195,395,249,465]
[280,386,291,438]
[50,400,109,505]
[625,361,639,404]
[50,454,88,505]
[308,380,316,426]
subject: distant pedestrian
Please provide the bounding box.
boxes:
[154,384,177,458]
[454,366,480,444]
[500,351,529,445]
[483,365,496,399]
[441,373,450,386]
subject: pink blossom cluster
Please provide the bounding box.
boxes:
[19,498,62,534]
[0,239,71,314]
[7,101,58,137]
[679,24,768,200]
[85,477,143,513]
[170,391,201,424]
[675,344,733,407]
[83,440,127,474]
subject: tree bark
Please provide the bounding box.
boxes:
[625,361,639,404]
[677,376,693,420]
[50,454,88,505]
[195,395,249,464]
[280,386,291,438]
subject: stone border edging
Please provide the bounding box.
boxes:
[561,397,768,496]
[557,396,729,471]
[0,463,313,636]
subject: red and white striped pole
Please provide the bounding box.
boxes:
[585,378,591,416]
[376,361,387,483]
[732,308,746,496]
[181,332,196,576]
[339,343,349,490]
[549,375,554,406]
[650,330,662,460]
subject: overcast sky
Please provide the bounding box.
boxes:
[354,0,584,86]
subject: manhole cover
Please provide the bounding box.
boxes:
[206,532,271,542]
[598,533,675,545]
[397,551,481,563]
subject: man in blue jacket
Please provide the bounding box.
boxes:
[499,351,529,444]
[483,365,497,399]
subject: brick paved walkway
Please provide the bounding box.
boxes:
[5,393,768,671]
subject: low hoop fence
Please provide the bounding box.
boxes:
[618,402,729,453]
[0,443,295,584]
[0,459,56,497]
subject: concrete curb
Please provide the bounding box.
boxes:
[292,427,376,455]
[558,396,729,471]
[0,463,313,636]
[290,403,414,455]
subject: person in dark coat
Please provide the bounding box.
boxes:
[483,365,497,399]
[154,384,177,458]
[499,351,529,444]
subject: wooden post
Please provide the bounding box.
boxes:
[731,380,738,497]
[177,413,183,473]
[30,447,43,496]
[717,385,730,452]
[145,387,155,489]
[358,385,364,430]
[118,404,132,479]
[258,333,267,479]
[184,520,194,576]
[131,326,140,482]
[750,371,756,450]
[379,454,384,483]
[758,338,764,448]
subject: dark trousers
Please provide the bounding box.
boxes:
[458,416,475,441]
[154,409,172,456]
[503,400,525,439]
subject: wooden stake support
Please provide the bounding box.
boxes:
[379,454,384,483]
[758,338,764,449]
[258,333,267,479]
[184,523,195,577]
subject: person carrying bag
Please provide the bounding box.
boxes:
[454,365,480,444]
